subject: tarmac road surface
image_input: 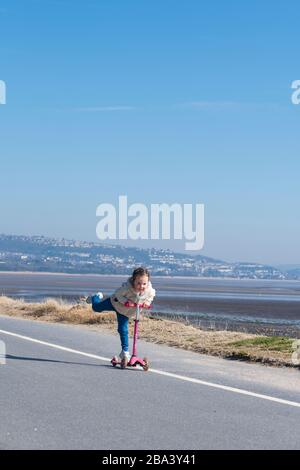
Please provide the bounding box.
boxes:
[0,314,300,450]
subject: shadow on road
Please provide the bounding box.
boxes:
[5,354,109,368]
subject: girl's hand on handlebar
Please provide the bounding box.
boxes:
[139,303,151,309]
[124,301,152,309]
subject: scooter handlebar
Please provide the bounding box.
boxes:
[139,303,151,309]
[124,301,136,308]
[124,301,152,309]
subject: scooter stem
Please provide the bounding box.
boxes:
[132,295,141,357]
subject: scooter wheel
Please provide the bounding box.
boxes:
[111,356,118,367]
[121,356,129,369]
[143,357,149,371]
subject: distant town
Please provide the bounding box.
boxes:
[0,234,299,280]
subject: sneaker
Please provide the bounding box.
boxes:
[119,350,131,360]
[119,350,131,369]
[94,292,104,302]
[85,292,104,304]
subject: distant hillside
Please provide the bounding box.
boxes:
[0,233,289,280]
[277,265,300,280]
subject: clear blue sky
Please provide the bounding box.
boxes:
[0,0,299,265]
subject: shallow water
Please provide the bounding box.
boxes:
[1,272,300,336]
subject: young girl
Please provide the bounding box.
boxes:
[86,267,155,368]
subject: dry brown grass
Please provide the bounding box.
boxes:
[0,295,115,324]
[0,296,296,367]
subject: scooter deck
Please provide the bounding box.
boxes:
[111,355,149,371]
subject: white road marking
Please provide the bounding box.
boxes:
[0,328,109,362]
[1,328,300,409]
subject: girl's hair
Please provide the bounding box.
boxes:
[129,267,151,286]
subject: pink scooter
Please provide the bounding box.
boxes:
[111,295,150,371]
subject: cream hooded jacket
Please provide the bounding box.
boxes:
[110,279,156,318]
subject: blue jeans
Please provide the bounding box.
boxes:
[91,295,129,352]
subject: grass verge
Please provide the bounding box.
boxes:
[0,295,298,368]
